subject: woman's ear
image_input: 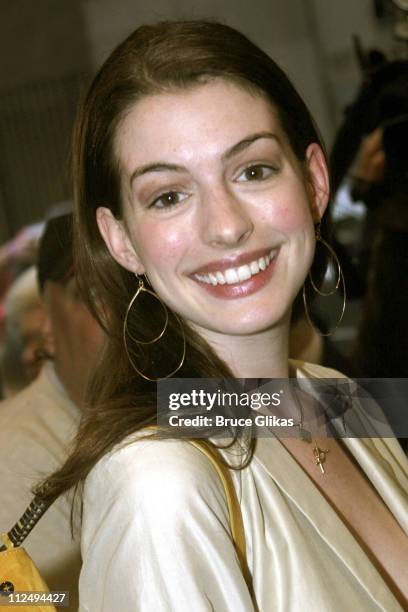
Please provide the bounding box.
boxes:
[305,143,330,223]
[96,207,145,275]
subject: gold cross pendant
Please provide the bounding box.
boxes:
[313,444,329,474]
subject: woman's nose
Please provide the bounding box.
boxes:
[200,184,254,248]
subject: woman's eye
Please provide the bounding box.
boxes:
[149,191,187,210]
[236,164,276,182]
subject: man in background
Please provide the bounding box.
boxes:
[0,266,46,397]
[0,214,104,611]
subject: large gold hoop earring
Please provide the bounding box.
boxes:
[123,276,186,381]
[308,225,341,296]
[303,225,346,337]
[125,277,169,344]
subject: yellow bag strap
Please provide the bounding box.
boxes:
[187,439,252,588]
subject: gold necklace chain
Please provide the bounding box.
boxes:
[293,389,330,475]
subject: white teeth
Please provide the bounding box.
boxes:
[225,268,239,284]
[237,264,252,282]
[195,249,277,286]
[250,260,259,274]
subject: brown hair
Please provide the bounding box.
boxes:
[37,20,328,507]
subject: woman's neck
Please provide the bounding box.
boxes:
[193,316,291,379]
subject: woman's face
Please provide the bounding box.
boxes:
[98,79,329,340]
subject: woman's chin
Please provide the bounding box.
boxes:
[189,307,291,339]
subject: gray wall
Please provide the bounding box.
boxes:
[0,0,91,241]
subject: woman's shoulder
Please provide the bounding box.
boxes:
[84,434,226,507]
[81,435,234,559]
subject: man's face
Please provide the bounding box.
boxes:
[42,277,104,404]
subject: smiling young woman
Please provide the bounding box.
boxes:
[97,80,328,365]
[37,21,408,611]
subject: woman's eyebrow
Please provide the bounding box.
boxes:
[130,162,186,185]
[223,131,280,161]
[129,132,279,185]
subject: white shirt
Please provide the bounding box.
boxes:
[79,362,408,611]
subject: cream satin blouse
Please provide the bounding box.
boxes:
[79,362,408,611]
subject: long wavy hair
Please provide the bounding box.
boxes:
[37,20,329,507]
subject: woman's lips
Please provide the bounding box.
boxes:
[191,248,279,299]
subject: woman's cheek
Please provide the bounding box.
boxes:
[136,222,190,268]
[256,180,313,232]
[260,199,312,234]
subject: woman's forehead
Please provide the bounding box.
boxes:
[113,79,287,171]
